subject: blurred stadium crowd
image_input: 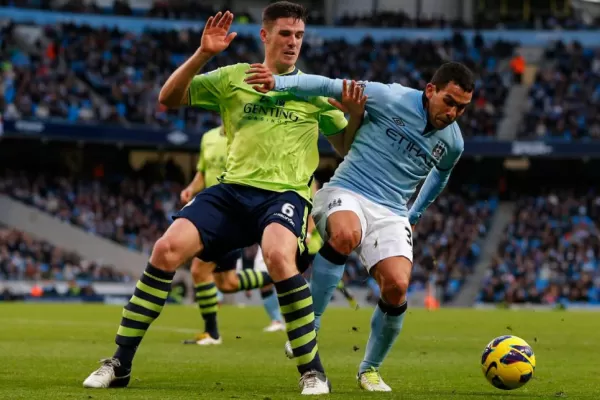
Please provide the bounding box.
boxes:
[1,0,599,307]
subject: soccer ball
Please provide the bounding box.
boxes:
[481,335,536,390]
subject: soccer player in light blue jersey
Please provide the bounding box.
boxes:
[245,62,474,391]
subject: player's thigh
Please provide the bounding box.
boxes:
[190,258,216,283]
[312,187,367,253]
[173,184,251,263]
[359,216,414,278]
[150,218,204,270]
[258,191,309,280]
[262,223,299,281]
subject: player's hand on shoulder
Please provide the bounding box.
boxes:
[244,64,275,93]
[199,11,237,56]
[328,79,367,117]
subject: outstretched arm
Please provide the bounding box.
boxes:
[274,74,345,98]
[245,64,345,99]
[159,11,237,108]
[408,146,463,227]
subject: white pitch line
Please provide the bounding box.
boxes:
[0,318,198,334]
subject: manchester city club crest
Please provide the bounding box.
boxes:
[432,141,447,161]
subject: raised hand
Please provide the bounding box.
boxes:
[328,80,367,117]
[244,64,275,93]
[200,11,238,56]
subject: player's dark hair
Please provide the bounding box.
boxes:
[262,1,308,26]
[430,62,475,92]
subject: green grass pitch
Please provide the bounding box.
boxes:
[1,303,599,399]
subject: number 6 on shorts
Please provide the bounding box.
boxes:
[282,203,295,217]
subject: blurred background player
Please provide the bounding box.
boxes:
[180,125,284,346]
[246,63,473,391]
[83,3,363,395]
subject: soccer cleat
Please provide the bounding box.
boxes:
[182,332,221,345]
[299,369,331,395]
[284,340,294,359]
[357,367,392,392]
[263,321,286,333]
[193,332,222,346]
[83,358,131,388]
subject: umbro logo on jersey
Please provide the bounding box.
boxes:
[328,198,342,210]
[393,117,405,127]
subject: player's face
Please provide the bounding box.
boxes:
[425,82,472,130]
[261,18,305,70]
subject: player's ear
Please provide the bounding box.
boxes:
[425,83,436,99]
[259,27,268,43]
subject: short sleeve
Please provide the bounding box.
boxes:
[189,65,234,111]
[318,106,348,137]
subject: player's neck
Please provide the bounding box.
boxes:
[264,60,296,75]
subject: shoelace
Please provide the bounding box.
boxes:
[93,358,119,376]
[301,371,319,388]
[363,368,381,385]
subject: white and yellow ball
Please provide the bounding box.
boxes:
[481,335,536,390]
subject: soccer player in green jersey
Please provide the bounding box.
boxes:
[83,2,363,395]
[180,125,285,346]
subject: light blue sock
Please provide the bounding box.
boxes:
[309,251,346,332]
[261,289,282,322]
[359,300,407,374]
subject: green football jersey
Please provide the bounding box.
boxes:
[188,63,347,202]
[197,125,227,189]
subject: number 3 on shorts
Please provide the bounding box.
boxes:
[282,203,295,217]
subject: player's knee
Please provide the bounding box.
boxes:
[328,227,360,256]
[263,246,294,272]
[380,277,409,306]
[150,236,186,272]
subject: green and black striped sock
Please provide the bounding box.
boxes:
[237,269,272,290]
[275,274,324,375]
[114,263,174,367]
[195,282,219,339]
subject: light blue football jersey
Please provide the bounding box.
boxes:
[273,75,464,217]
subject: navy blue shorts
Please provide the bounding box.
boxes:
[174,183,309,263]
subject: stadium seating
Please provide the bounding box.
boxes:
[1,22,104,122]
[2,16,515,138]
[520,40,600,140]
[411,189,497,302]
[39,23,260,130]
[0,169,182,254]
[478,192,600,305]
[0,226,129,282]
